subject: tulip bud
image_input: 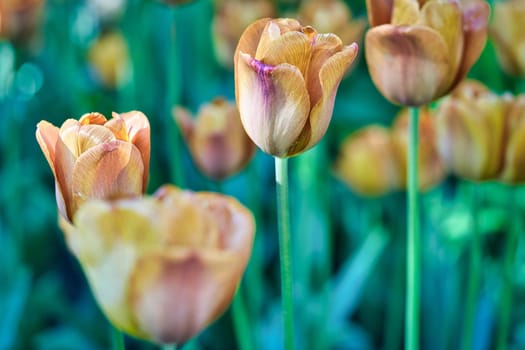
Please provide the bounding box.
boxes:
[490,0,525,76]
[365,0,490,106]
[88,31,130,89]
[61,185,255,345]
[234,18,358,157]
[212,0,276,68]
[297,0,366,50]
[0,0,44,43]
[435,80,506,181]
[36,111,150,221]
[174,98,256,181]
[500,94,525,183]
[391,107,445,190]
[334,126,401,196]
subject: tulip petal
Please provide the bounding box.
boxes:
[236,53,310,156]
[128,250,242,344]
[301,43,358,151]
[234,18,272,59]
[391,0,420,26]
[452,1,489,87]
[419,0,463,94]
[35,120,59,175]
[365,24,449,106]
[366,0,394,26]
[79,112,107,125]
[104,117,129,141]
[70,140,144,215]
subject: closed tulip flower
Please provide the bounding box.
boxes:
[365,0,490,106]
[234,18,358,157]
[392,108,445,190]
[500,94,525,183]
[435,80,506,181]
[36,111,150,221]
[61,185,255,345]
[490,0,525,76]
[335,126,401,196]
[0,0,44,43]
[88,31,130,89]
[174,98,256,181]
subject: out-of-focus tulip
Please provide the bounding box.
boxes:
[297,0,366,49]
[234,18,358,157]
[0,0,44,43]
[435,80,506,181]
[490,0,525,76]
[212,0,276,68]
[36,111,150,221]
[88,31,130,89]
[159,0,195,6]
[392,107,445,190]
[174,98,256,181]
[500,94,525,183]
[335,126,401,196]
[365,0,490,106]
[61,185,255,345]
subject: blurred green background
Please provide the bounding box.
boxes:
[1,0,524,349]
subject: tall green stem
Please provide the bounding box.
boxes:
[275,157,294,350]
[232,289,253,350]
[462,183,481,350]
[496,189,519,350]
[405,107,420,350]
[111,326,125,350]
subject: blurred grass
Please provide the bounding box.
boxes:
[0,0,524,349]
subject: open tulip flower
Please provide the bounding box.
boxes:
[234,18,358,157]
[36,111,150,221]
[174,98,256,181]
[365,0,490,106]
[435,80,506,181]
[490,0,525,77]
[61,185,255,345]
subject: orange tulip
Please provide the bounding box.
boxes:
[36,111,150,221]
[490,0,525,76]
[392,107,445,190]
[435,80,506,181]
[335,125,401,196]
[500,94,525,183]
[0,0,44,42]
[174,98,256,181]
[61,185,255,345]
[365,0,490,106]
[234,18,358,157]
[212,0,276,68]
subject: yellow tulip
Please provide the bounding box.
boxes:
[490,0,525,76]
[61,185,255,345]
[35,111,150,221]
[334,125,402,196]
[500,94,525,183]
[212,0,276,68]
[88,31,130,89]
[391,107,445,190]
[234,18,358,157]
[435,80,506,181]
[365,0,490,106]
[174,98,256,181]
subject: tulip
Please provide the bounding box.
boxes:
[234,18,358,157]
[0,0,44,43]
[174,98,256,181]
[392,107,445,190]
[212,0,276,68]
[435,80,506,181]
[88,31,130,89]
[61,185,255,345]
[490,0,525,77]
[365,0,490,106]
[36,111,150,221]
[335,126,401,196]
[500,94,525,183]
[297,0,366,49]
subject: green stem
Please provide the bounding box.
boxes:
[462,183,481,350]
[161,344,177,350]
[111,326,125,350]
[405,107,420,350]
[275,157,294,350]
[232,289,253,350]
[496,189,519,350]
